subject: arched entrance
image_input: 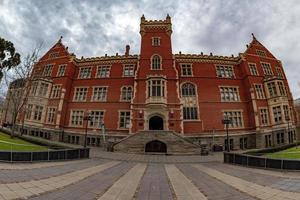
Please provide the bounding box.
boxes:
[145,140,167,153]
[149,116,164,130]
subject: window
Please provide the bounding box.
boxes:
[265,135,272,147]
[276,67,284,78]
[261,63,273,75]
[148,79,165,97]
[89,111,104,128]
[267,82,277,97]
[33,105,43,121]
[256,50,266,57]
[183,107,198,120]
[70,110,84,126]
[119,111,130,129]
[92,87,107,101]
[74,88,88,101]
[152,37,160,46]
[219,87,239,102]
[181,64,192,76]
[276,132,284,144]
[38,82,49,97]
[78,67,91,79]
[43,64,53,76]
[223,111,243,128]
[151,55,161,70]
[248,63,258,76]
[123,65,134,77]
[181,83,196,96]
[216,65,234,78]
[273,106,282,123]
[283,105,290,120]
[57,65,66,76]
[277,82,286,96]
[259,108,269,125]
[224,138,234,150]
[239,137,248,149]
[121,86,133,101]
[97,66,110,78]
[49,52,59,59]
[51,85,61,98]
[30,82,38,95]
[255,84,265,99]
[47,107,56,123]
[26,104,33,119]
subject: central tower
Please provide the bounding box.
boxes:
[131,15,182,134]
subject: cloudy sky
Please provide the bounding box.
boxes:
[0,0,299,98]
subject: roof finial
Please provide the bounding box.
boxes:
[166,14,171,22]
[141,14,145,22]
[251,33,256,40]
[59,36,63,43]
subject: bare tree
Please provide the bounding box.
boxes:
[2,43,43,138]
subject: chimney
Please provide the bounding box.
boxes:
[125,45,130,56]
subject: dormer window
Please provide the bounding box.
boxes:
[152,37,160,46]
[151,55,161,70]
[256,50,266,57]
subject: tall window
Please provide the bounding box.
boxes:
[123,65,134,77]
[70,110,84,126]
[276,132,284,144]
[259,108,269,125]
[265,135,272,147]
[51,85,61,98]
[92,87,107,101]
[121,86,133,101]
[89,111,104,128]
[255,84,265,99]
[47,107,56,123]
[219,87,239,102]
[248,63,258,76]
[277,81,286,96]
[38,82,49,97]
[43,64,53,76]
[151,55,161,70]
[78,67,91,79]
[181,64,192,76]
[26,104,33,119]
[74,88,88,101]
[256,50,266,57]
[216,65,234,78]
[283,105,290,120]
[223,111,243,128]
[119,111,130,129]
[267,82,277,97]
[273,106,282,123]
[97,66,110,78]
[276,67,284,78]
[33,105,43,121]
[148,79,165,97]
[183,107,198,120]
[57,65,66,76]
[31,81,38,95]
[152,37,160,46]
[261,63,273,75]
[181,83,196,96]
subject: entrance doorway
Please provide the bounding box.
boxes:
[149,116,164,130]
[145,140,167,153]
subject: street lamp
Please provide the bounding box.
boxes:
[83,114,92,148]
[222,117,232,152]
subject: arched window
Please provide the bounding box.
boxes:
[151,55,161,70]
[121,86,133,101]
[181,83,196,96]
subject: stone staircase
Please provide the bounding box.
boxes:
[113,131,201,155]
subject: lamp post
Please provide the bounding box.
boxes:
[222,117,232,152]
[83,114,92,148]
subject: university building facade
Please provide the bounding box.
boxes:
[2,15,298,152]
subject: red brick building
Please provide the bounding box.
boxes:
[6,15,298,151]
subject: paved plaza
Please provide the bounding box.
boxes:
[0,149,300,200]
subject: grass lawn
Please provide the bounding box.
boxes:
[0,132,48,151]
[266,146,300,159]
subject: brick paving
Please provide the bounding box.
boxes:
[0,150,300,200]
